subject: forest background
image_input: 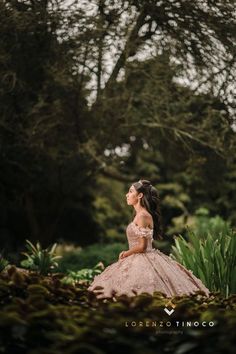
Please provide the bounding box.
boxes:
[0,0,236,261]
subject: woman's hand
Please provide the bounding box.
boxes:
[119,251,128,260]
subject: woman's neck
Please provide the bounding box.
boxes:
[133,204,146,214]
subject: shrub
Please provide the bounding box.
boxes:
[20,240,62,275]
[194,207,232,238]
[0,266,235,354]
[61,262,105,285]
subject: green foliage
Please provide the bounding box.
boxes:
[0,253,8,272]
[57,242,126,272]
[93,176,132,242]
[194,207,232,238]
[0,266,236,353]
[167,207,233,240]
[170,227,236,297]
[20,240,62,276]
[61,262,104,285]
[158,182,191,236]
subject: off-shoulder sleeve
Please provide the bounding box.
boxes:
[133,224,153,238]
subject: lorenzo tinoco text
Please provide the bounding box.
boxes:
[124,321,215,327]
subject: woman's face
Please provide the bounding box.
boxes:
[126,185,141,205]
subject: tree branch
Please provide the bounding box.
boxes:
[101,8,147,96]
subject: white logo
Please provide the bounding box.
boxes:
[164,300,176,316]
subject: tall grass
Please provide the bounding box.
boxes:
[170,227,236,297]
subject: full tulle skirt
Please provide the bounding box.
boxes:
[87,248,210,299]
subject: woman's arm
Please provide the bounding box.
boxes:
[123,238,147,257]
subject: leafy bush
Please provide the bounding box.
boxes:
[0,266,235,353]
[20,240,62,275]
[170,227,236,297]
[166,207,232,239]
[57,242,126,272]
[194,207,232,238]
[61,262,105,285]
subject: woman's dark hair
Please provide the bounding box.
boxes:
[132,179,163,241]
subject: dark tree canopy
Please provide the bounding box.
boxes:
[0,0,235,252]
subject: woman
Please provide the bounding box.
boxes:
[87,179,210,299]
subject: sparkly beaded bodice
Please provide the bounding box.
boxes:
[126,221,154,252]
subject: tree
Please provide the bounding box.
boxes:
[91,56,236,237]
[70,0,235,176]
[0,0,99,251]
[1,0,236,251]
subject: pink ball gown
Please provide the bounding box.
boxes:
[87,221,210,299]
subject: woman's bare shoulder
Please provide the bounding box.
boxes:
[135,211,153,228]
